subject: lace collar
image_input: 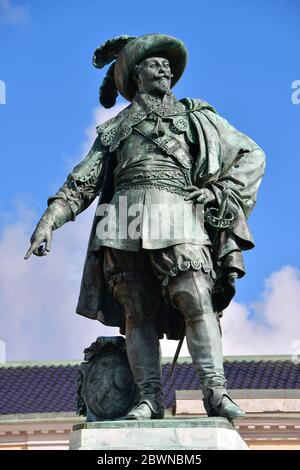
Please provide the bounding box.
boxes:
[134,92,185,117]
[97,93,188,152]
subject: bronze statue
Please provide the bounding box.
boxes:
[25,34,265,420]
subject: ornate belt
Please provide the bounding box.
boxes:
[114,168,189,195]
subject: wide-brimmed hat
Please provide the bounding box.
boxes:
[93,33,187,108]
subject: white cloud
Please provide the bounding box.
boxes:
[0,198,119,362]
[0,0,30,26]
[0,106,125,362]
[222,265,300,356]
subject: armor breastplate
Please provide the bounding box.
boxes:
[91,115,211,252]
[114,118,192,192]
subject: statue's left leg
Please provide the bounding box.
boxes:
[167,269,245,419]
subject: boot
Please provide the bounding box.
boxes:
[125,320,164,419]
[169,271,245,420]
[112,279,164,420]
[186,314,245,419]
[202,382,245,419]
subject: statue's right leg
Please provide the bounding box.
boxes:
[104,247,164,420]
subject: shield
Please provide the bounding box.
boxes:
[77,336,138,421]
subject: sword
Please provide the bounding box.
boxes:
[168,188,234,379]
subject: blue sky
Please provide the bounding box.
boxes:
[1,0,300,361]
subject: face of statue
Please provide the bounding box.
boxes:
[135,56,172,96]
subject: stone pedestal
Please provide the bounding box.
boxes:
[69,417,248,450]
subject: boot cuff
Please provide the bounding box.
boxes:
[203,386,230,409]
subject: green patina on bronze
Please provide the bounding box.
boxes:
[25,33,265,422]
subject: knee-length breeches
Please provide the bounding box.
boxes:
[103,243,216,327]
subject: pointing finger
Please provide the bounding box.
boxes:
[24,241,39,260]
[24,247,33,260]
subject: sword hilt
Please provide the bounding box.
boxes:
[205,188,234,229]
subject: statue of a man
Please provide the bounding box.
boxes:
[25,34,265,420]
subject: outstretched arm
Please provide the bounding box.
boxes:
[25,135,108,259]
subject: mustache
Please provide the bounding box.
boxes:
[153,74,172,81]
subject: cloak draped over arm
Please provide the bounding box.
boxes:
[184,99,266,310]
[185,99,266,248]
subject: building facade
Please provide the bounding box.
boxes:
[0,356,299,450]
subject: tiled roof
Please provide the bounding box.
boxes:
[163,360,300,408]
[0,365,77,415]
[0,358,299,415]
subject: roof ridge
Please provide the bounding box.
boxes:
[0,360,81,369]
[162,355,294,364]
[0,355,295,369]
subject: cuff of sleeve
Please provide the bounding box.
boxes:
[47,196,76,221]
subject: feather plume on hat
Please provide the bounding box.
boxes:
[93,36,136,108]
